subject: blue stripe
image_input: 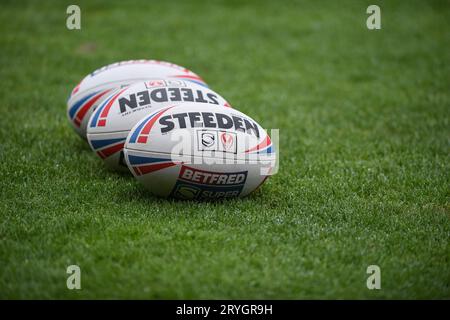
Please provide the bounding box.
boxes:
[250,145,274,154]
[127,155,172,165]
[90,137,126,150]
[128,109,162,143]
[259,145,274,154]
[89,93,114,128]
[184,79,208,88]
[68,91,98,119]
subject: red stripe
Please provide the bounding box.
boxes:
[97,142,124,159]
[134,162,177,175]
[100,88,128,118]
[245,135,271,153]
[71,82,81,96]
[74,89,112,127]
[140,107,173,136]
[137,135,148,144]
[133,166,142,175]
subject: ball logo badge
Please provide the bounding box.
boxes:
[201,132,216,147]
[220,132,234,150]
[145,80,166,88]
[173,185,200,199]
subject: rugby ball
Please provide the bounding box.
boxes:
[67,59,207,139]
[123,102,276,200]
[87,80,231,172]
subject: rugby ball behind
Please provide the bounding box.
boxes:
[67,59,207,139]
[87,80,230,172]
[123,103,276,200]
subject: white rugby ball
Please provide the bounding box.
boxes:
[87,80,231,172]
[67,59,207,139]
[123,103,276,200]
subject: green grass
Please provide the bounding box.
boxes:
[0,0,449,299]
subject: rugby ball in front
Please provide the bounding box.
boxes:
[123,103,276,200]
[87,80,230,172]
[67,59,207,139]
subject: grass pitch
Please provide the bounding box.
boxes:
[0,0,449,299]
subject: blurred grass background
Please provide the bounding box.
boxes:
[0,0,448,298]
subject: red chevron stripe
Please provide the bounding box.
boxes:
[74,89,112,127]
[133,161,177,176]
[245,135,271,153]
[97,142,124,159]
[99,88,128,119]
[71,82,81,96]
[140,107,173,137]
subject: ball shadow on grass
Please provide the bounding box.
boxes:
[114,177,270,208]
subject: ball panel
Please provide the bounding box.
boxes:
[124,103,275,199]
[67,60,208,138]
[87,81,229,172]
